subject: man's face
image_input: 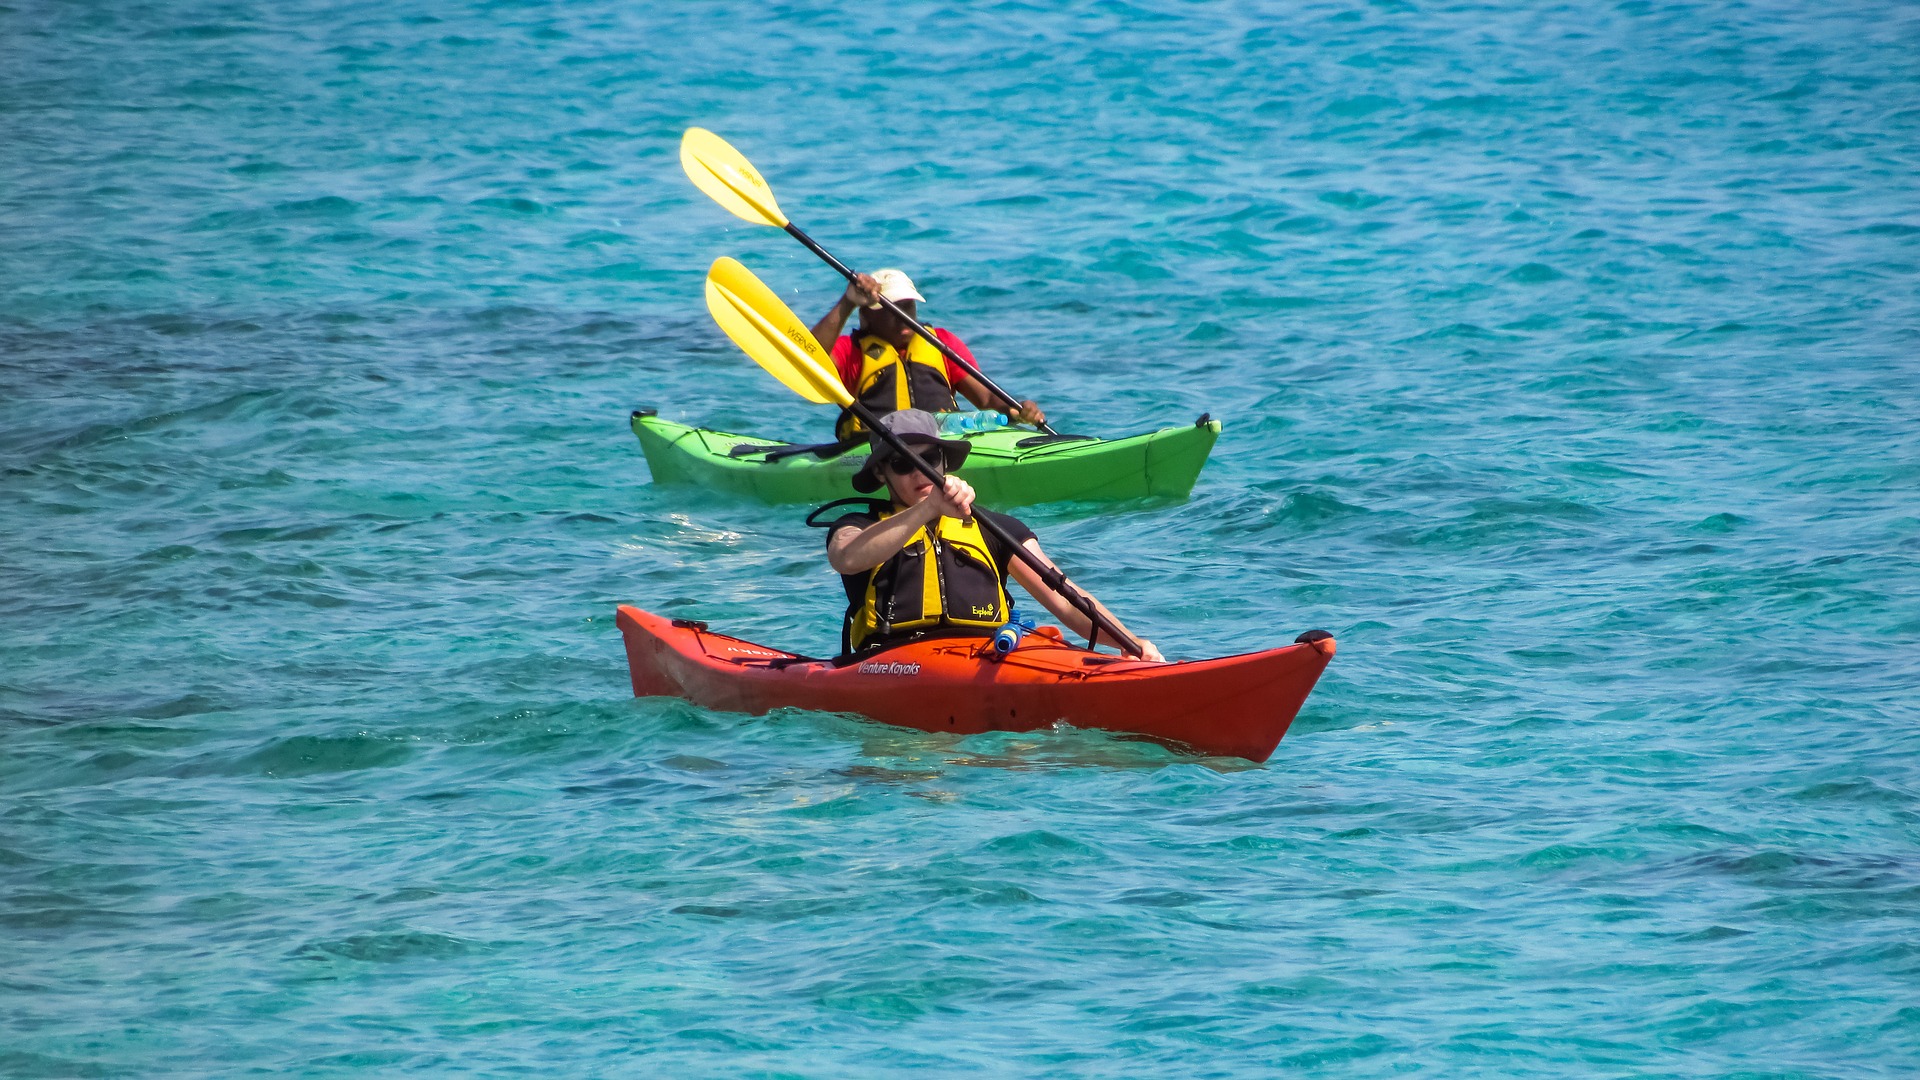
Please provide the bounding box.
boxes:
[866,298,917,348]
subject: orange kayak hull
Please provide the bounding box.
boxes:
[615,605,1334,762]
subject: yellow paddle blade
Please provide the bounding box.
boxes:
[681,128,789,228]
[704,257,852,407]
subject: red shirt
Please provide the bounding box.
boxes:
[830,327,977,393]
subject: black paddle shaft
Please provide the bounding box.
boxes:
[783,222,1061,436]
[850,401,1140,656]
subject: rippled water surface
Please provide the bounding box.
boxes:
[5,0,1919,1074]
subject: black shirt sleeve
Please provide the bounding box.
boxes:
[974,508,1036,574]
[823,512,877,549]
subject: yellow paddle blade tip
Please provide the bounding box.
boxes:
[704,257,852,408]
[680,128,789,228]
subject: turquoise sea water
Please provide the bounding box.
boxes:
[5,0,1919,1074]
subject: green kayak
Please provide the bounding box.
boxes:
[631,410,1221,506]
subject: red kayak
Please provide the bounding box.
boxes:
[615,605,1335,762]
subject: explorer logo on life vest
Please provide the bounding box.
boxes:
[835,331,957,440]
[844,511,1009,653]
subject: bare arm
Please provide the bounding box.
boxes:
[810,274,881,354]
[826,477,976,575]
[1007,539,1161,661]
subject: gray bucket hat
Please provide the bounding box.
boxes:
[851,409,971,493]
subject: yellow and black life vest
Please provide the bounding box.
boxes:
[842,507,1010,653]
[834,330,959,440]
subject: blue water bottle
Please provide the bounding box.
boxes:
[938,410,1011,435]
[991,609,1036,657]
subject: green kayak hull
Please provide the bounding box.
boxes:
[632,411,1221,506]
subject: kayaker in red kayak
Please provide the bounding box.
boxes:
[809,270,1047,440]
[818,409,1162,662]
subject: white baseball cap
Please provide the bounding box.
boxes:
[866,267,925,308]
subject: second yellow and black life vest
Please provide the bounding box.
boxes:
[834,331,959,440]
[841,507,1010,654]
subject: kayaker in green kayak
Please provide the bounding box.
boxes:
[809,270,1047,440]
[818,410,1162,662]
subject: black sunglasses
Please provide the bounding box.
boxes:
[882,449,945,476]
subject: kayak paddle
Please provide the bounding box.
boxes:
[680,127,1060,435]
[703,256,1144,657]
